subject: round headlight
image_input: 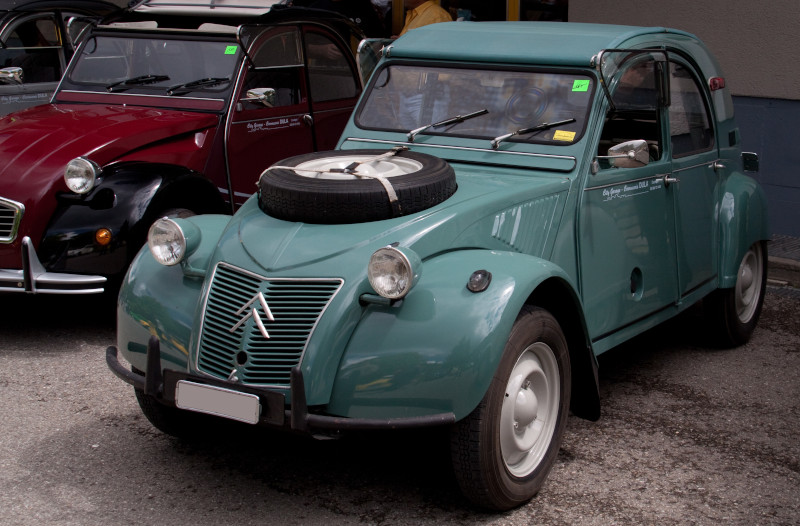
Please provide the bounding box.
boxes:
[367,245,421,300]
[64,157,100,194]
[148,218,187,266]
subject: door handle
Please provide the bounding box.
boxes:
[302,114,313,127]
[710,161,725,172]
[663,175,679,186]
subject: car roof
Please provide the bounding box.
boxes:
[387,21,708,68]
[0,0,119,14]
[101,1,365,39]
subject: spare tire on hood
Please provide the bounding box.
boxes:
[257,148,456,224]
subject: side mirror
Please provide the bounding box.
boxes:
[596,139,650,168]
[242,87,276,107]
[0,67,24,85]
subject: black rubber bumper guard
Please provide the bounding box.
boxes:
[106,336,456,433]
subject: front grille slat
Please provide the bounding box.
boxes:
[196,263,342,386]
[0,197,24,243]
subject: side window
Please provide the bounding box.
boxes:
[0,16,63,83]
[243,28,304,109]
[598,57,663,163]
[305,32,358,102]
[669,62,714,157]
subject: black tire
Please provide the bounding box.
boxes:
[704,241,767,347]
[450,306,571,511]
[258,149,456,224]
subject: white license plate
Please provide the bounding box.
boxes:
[175,380,261,425]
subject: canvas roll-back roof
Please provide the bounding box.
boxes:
[386,21,701,67]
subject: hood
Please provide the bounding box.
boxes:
[0,103,218,204]
[236,165,572,274]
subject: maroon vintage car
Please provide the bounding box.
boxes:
[0,0,365,294]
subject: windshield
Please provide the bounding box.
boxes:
[356,64,595,146]
[67,34,241,98]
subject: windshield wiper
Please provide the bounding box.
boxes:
[105,74,170,93]
[491,118,576,149]
[407,108,489,142]
[167,77,231,96]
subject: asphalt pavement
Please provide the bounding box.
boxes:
[0,249,798,525]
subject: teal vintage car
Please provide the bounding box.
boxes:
[107,22,769,510]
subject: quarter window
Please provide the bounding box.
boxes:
[305,32,357,102]
[669,62,713,157]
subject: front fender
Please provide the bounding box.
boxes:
[38,163,224,277]
[325,249,576,421]
[116,214,230,375]
[718,171,769,287]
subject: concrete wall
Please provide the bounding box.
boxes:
[569,0,799,100]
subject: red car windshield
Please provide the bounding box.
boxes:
[67,34,240,98]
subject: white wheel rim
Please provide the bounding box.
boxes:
[735,244,763,324]
[292,155,422,180]
[500,342,560,477]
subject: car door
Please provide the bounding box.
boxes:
[227,25,315,206]
[0,13,65,115]
[579,52,679,340]
[666,59,719,297]
[226,24,361,207]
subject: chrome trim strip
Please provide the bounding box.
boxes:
[585,159,720,192]
[343,137,577,163]
[58,90,225,103]
[0,196,24,244]
[671,159,718,173]
[0,237,106,294]
[194,261,344,388]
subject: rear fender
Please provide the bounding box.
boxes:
[718,172,770,287]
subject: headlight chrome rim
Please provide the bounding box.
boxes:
[148,218,187,266]
[64,157,100,195]
[367,245,421,300]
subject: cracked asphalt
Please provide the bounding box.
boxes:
[0,287,797,525]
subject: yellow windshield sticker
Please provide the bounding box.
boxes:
[553,130,576,142]
[224,45,238,55]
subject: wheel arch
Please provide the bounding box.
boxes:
[528,277,601,421]
[39,162,228,279]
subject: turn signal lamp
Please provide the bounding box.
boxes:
[95,228,112,246]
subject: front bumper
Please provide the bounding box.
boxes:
[0,236,106,294]
[106,338,456,434]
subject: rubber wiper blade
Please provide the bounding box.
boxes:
[407,108,489,142]
[106,74,170,93]
[491,118,576,149]
[166,77,231,96]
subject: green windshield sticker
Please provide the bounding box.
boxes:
[572,79,590,92]
[224,45,238,55]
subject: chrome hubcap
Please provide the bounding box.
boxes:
[500,342,559,477]
[735,244,763,323]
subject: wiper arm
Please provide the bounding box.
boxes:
[407,108,489,142]
[491,118,576,149]
[167,77,231,96]
[106,74,170,93]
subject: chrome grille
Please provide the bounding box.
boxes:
[197,263,343,386]
[0,197,23,243]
